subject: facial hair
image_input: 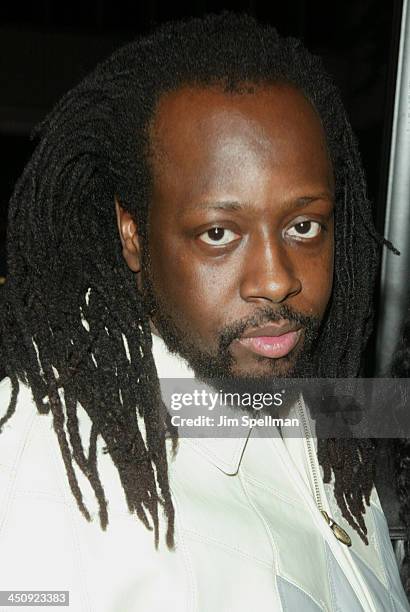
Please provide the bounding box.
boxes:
[141,255,323,386]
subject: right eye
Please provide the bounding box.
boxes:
[198,227,240,246]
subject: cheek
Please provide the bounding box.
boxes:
[318,258,334,310]
[147,235,229,332]
[297,243,334,316]
[147,206,242,326]
[317,253,334,313]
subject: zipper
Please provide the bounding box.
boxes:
[296,397,352,547]
[271,395,377,611]
[290,394,378,611]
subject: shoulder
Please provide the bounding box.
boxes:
[0,376,37,416]
[0,377,39,460]
[0,376,41,454]
[0,376,14,407]
[0,377,63,504]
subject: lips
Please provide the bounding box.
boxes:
[240,323,300,339]
[237,323,302,358]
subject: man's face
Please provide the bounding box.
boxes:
[120,83,335,380]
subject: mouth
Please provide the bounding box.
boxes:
[236,323,303,359]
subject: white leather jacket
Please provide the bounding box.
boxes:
[0,334,408,611]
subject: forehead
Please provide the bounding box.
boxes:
[150,82,329,153]
[148,83,333,201]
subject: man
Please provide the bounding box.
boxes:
[0,12,407,611]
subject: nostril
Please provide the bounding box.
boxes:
[240,267,302,304]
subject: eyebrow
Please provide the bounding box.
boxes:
[184,193,334,213]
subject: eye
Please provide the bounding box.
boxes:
[286,221,322,240]
[198,227,240,246]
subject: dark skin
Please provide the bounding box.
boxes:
[116,83,335,378]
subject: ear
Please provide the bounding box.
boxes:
[115,197,141,273]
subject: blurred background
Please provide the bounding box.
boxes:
[0,0,407,373]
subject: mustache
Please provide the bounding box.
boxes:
[217,304,321,355]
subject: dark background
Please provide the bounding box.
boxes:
[0,0,404,372]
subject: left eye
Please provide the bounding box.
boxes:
[286,221,322,239]
[198,227,240,245]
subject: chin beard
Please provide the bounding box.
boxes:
[142,267,322,387]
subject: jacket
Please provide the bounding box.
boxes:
[0,333,408,611]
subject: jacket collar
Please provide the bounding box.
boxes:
[151,332,251,475]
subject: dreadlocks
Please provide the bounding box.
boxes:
[0,12,396,548]
[392,314,410,595]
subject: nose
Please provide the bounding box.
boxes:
[239,233,302,304]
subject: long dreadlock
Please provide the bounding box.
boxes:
[0,12,397,548]
[391,314,410,595]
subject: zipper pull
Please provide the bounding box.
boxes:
[321,510,352,547]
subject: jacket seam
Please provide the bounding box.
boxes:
[182,527,272,567]
[278,574,328,612]
[47,415,93,612]
[238,469,283,608]
[369,505,408,610]
[171,488,198,612]
[240,471,301,505]
[368,504,392,588]
[12,490,72,502]
[0,404,37,537]
[183,434,250,475]
[240,468,328,611]
[325,542,343,612]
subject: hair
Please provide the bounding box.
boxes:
[0,12,398,548]
[391,312,410,595]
